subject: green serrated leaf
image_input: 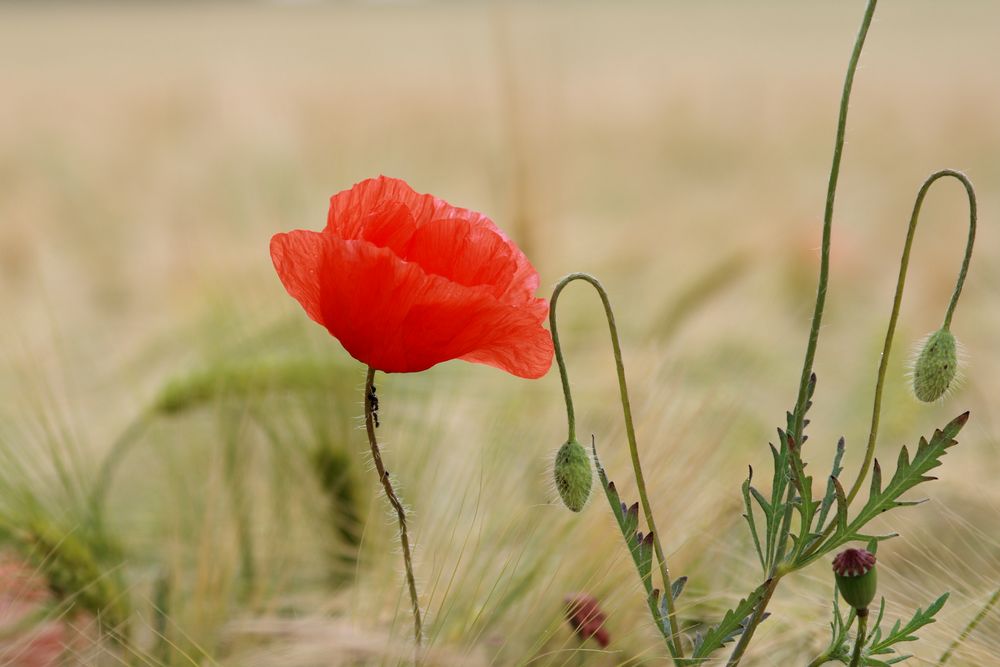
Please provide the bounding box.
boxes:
[742,472,766,571]
[750,486,771,515]
[815,437,846,534]
[671,576,688,601]
[691,582,768,659]
[870,458,883,497]
[637,532,654,587]
[623,501,639,539]
[803,413,969,565]
[865,594,949,659]
[593,440,675,653]
[832,476,848,536]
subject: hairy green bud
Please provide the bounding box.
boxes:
[554,440,592,512]
[912,328,958,402]
[833,548,878,612]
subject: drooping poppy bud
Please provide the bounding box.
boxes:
[912,328,958,402]
[832,548,878,612]
[553,440,592,512]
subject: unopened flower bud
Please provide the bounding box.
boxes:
[833,548,878,611]
[553,440,592,512]
[912,328,958,402]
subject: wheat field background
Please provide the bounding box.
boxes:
[1,1,999,665]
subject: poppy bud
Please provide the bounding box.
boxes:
[832,548,877,611]
[912,328,958,402]
[553,440,592,512]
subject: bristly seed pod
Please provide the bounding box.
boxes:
[833,548,878,612]
[553,440,593,512]
[912,328,958,402]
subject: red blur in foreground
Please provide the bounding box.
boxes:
[0,557,65,667]
[564,593,611,648]
[271,177,553,378]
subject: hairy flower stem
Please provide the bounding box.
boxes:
[849,611,869,667]
[364,367,422,650]
[550,273,684,660]
[728,0,879,663]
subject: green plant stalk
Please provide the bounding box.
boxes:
[89,411,154,527]
[223,409,256,598]
[790,0,879,450]
[550,272,684,660]
[727,0,880,663]
[938,587,1000,665]
[724,576,780,667]
[849,611,868,667]
[364,367,422,650]
[845,170,977,505]
[799,169,977,564]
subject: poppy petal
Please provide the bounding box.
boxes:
[326,176,433,241]
[401,216,518,299]
[327,176,540,303]
[276,177,554,377]
[270,229,327,326]
[401,289,553,379]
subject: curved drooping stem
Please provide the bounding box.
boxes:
[549,272,684,659]
[728,1,880,663]
[845,170,976,506]
[364,367,422,649]
[89,411,154,526]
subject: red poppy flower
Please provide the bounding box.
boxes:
[270,176,553,378]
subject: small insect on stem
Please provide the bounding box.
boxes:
[368,383,380,428]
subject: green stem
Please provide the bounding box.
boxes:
[795,169,980,564]
[844,169,976,507]
[363,367,422,651]
[549,272,684,660]
[790,0,879,448]
[223,410,256,598]
[938,587,1000,665]
[724,576,780,667]
[849,610,868,667]
[729,1,879,662]
[89,411,154,526]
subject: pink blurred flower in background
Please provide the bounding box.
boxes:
[564,593,610,648]
[0,556,65,667]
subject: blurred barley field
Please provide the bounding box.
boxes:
[1,1,999,665]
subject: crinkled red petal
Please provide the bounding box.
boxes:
[270,229,552,378]
[326,176,540,304]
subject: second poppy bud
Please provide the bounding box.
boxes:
[833,548,878,612]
